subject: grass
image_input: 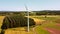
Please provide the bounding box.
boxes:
[33,17,58,21]
[5,27,34,34]
[42,22,60,30]
[32,16,60,34]
[0,16,5,27]
[0,15,60,34]
[35,26,50,34]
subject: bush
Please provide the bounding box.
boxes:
[1,15,35,29]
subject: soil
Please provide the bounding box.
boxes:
[44,28,60,34]
[56,23,60,26]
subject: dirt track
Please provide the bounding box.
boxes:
[56,23,60,26]
[45,28,60,34]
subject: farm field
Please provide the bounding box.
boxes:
[0,15,60,34]
[0,16,35,34]
[30,15,60,34]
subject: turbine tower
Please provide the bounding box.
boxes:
[25,5,29,32]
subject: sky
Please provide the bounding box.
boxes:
[0,0,60,11]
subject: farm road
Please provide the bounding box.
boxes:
[45,28,60,34]
[56,23,60,26]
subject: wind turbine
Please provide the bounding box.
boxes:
[25,4,29,32]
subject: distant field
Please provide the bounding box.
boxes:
[29,15,60,17]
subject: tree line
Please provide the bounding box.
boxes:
[0,10,60,16]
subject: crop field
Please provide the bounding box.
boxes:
[0,15,60,34]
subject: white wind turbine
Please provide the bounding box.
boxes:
[25,4,29,32]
